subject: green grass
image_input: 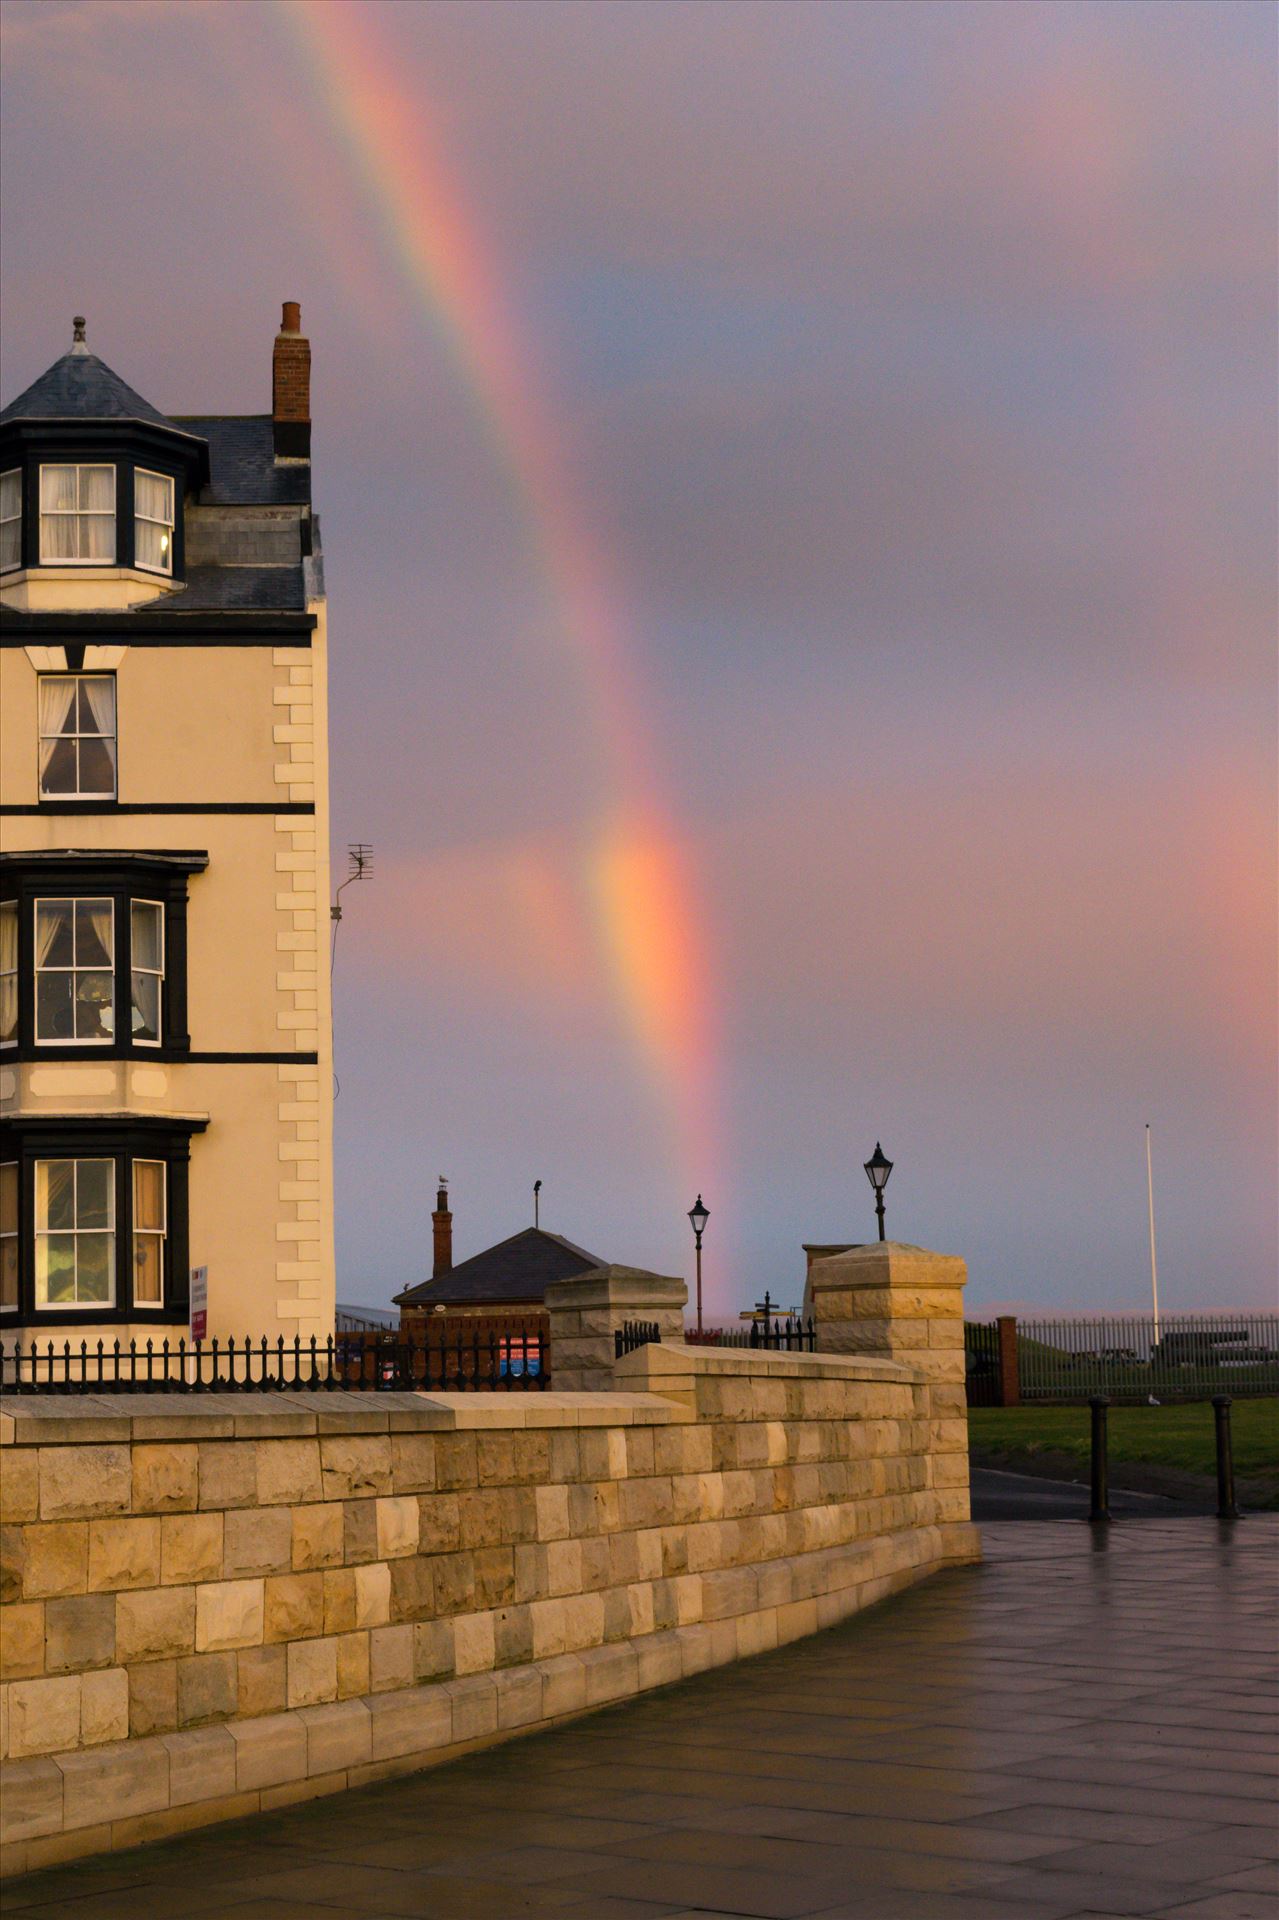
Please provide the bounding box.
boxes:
[968,1398,1279,1492]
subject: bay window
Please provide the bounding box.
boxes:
[0,468,20,571]
[130,901,164,1044]
[39,463,116,563]
[39,673,117,800]
[0,1122,200,1324]
[0,899,15,1047]
[135,469,175,574]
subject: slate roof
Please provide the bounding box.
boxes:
[394,1228,604,1309]
[149,565,307,612]
[0,350,191,435]
[174,417,311,506]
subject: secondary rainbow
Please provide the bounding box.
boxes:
[281,0,722,1231]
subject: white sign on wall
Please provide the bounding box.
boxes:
[190,1267,208,1344]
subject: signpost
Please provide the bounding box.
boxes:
[189,1266,208,1344]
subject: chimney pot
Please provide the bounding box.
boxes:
[280,300,301,334]
[272,301,311,459]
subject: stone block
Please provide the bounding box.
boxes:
[230,1713,307,1792]
[222,1506,292,1578]
[375,1495,419,1559]
[132,1445,198,1514]
[116,1586,196,1663]
[494,1665,542,1730]
[45,1593,115,1672]
[412,1618,455,1682]
[0,1756,63,1843]
[58,1739,169,1830]
[256,1439,322,1507]
[301,1698,371,1774]
[195,1579,264,1653]
[1,1601,45,1680]
[368,1685,451,1761]
[40,1446,131,1522]
[434,1433,477,1491]
[130,1659,178,1737]
[237,1644,287,1719]
[164,1725,237,1807]
[390,1432,436,1494]
[335,1631,370,1699]
[369,1624,413,1692]
[353,1560,391,1628]
[87,1517,160,1593]
[263,1572,323,1643]
[292,1502,344,1571]
[389,1554,434,1623]
[417,1493,461,1553]
[320,1435,392,1499]
[198,1442,256,1510]
[534,1485,570,1540]
[323,1567,357,1633]
[494,1603,533,1668]
[636,1629,683,1692]
[8,1675,81,1758]
[287,1635,338,1708]
[581,1640,639,1706]
[80,1667,128,1745]
[23,1522,88,1598]
[453,1609,495,1676]
[177,1651,237,1727]
[161,1513,224,1586]
[343,1498,378,1564]
[0,1450,40,1525]
[0,1525,23,1604]
[446,1673,498,1743]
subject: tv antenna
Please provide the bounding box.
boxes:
[330,843,373,1096]
[533,1179,542,1228]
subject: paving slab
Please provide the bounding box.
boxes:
[5,1515,1276,1919]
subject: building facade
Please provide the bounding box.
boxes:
[0,306,334,1349]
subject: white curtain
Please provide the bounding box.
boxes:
[40,467,76,511]
[81,676,115,739]
[38,676,75,738]
[79,468,115,561]
[82,899,114,968]
[35,900,68,968]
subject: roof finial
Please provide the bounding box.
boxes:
[71,315,88,355]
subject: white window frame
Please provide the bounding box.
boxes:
[38,673,117,801]
[0,898,16,1049]
[134,469,175,576]
[0,469,20,573]
[35,1157,117,1310]
[0,1161,16,1313]
[38,462,116,565]
[34,896,115,1047]
[131,1159,167,1309]
[130,899,165,1048]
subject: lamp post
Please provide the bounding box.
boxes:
[863,1143,893,1241]
[688,1195,709,1335]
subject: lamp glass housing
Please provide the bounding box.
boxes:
[863,1144,893,1192]
[688,1196,710,1237]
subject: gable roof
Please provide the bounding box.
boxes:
[0,349,188,434]
[394,1227,603,1309]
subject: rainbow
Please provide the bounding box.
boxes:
[279,0,722,1266]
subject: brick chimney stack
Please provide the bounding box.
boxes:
[432,1180,453,1279]
[272,301,311,461]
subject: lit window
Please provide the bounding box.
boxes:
[130,901,164,1044]
[0,469,20,572]
[39,464,116,563]
[0,1163,16,1310]
[135,470,174,575]
[36,1158,115,1307]
[0,900,15,1046]
[39,674,117,798]
[132,1160,166,1306]
[35,898,114,1043]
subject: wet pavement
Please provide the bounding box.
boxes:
[6,1516,1277,1920]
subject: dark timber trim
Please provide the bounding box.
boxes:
[2,803,315,817]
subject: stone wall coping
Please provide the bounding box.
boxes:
[544,1264,688,1311]
[614,1340,922,1384]
[807,1242,967,1290]
[0,1388,691,1446]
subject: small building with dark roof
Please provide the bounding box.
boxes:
[393,1183,604,1318]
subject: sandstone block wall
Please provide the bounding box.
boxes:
[1,1350,977,1874]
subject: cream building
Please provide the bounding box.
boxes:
[0,306,334,1351]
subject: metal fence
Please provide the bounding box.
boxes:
[615,1320,662,1360]
[1016,1313,1279,1403]
[964,1321,1003,1405]
[0,1328,548,1395]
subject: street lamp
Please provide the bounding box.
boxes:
[863,1143,893,1242]
[688,1195,709,1334]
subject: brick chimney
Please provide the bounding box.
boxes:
[432,1180,453,1279]
[272,301,310,461]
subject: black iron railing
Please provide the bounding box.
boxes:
[615,1320,662,1360]
[685,1292,816,1352]
[0,1328,548,1394]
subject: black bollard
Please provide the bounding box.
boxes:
[1212,1395,1240,1520]
[1089,1396,1111,1523]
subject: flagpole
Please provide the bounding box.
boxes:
[1145,1124,1160,1344]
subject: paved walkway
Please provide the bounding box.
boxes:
[7,1518,1277,1920]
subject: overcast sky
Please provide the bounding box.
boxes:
[2,0,1274,1316]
